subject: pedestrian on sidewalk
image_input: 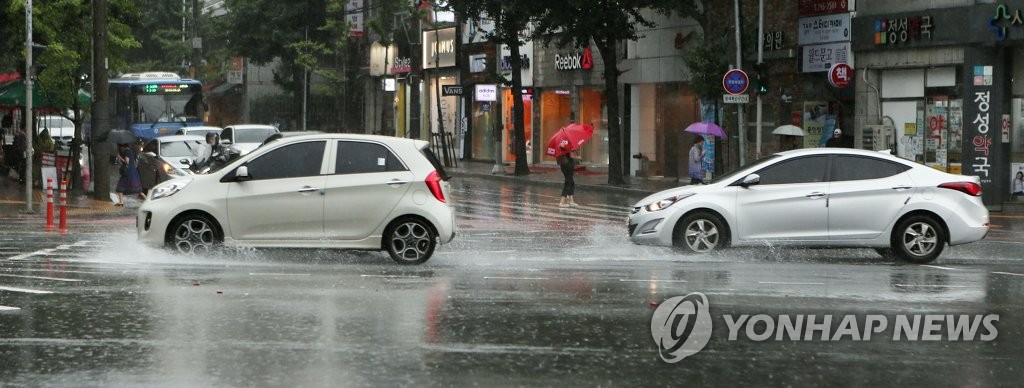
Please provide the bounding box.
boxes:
[114,143,145,206]
[689,135,706,185]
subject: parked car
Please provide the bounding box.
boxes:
[137,135,211,190]
[627,148,990,263]
[219,124,279,156]
[36,115,75,150]
[136,133,455,264]
[175,125,222,139]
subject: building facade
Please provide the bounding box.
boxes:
[852,0,1024,207]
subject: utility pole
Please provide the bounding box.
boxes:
[191,0,201,80]
[91,0,111,201]
[756,0,764,158]
[24,0,34,213]
[734,0,747,167]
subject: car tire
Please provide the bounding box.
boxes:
[674,211,727,254]
[891,215,945,264]
[385,217,437,265]
[166,213,222,254]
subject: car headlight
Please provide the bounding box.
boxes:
[163,163,190,177]
[150,179,193,200]
[645,193,694,212]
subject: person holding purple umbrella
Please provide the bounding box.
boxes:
[688,136,706,185]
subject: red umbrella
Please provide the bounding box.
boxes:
[545,123,594,157]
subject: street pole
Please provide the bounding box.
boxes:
[734,0,746,167]
[24,0,35,213]
[756,0,764,158]
[92,0,111,202]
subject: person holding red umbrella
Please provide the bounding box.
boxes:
[548,113,592,208]
[556,139,579,208]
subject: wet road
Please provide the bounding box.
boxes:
[2,176,1023,386]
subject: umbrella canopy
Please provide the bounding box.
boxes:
[772,124,805,136]
[0,80,91,110]
[683,121,727,138]
[545,122,595,157]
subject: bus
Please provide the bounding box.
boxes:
[109,72,205,140]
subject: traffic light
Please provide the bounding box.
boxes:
[755,73,768,95]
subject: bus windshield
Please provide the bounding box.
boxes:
[133,84,203,123]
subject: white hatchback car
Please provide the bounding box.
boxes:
[137,133,456,264]
[219,124,280,156]
[628,148,989,263]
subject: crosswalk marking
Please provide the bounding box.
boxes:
[0,274,84,282]
[0,286,54,294]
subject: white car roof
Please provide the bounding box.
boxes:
[153,135,206,143]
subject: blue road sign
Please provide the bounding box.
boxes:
[723,69,749,95]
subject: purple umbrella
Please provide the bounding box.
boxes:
[683,121,727,138]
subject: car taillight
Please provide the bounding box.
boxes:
[426,170,446,203]
[938,182,982,196]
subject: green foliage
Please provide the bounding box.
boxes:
[0,0,139,110]
[683,34,729,100]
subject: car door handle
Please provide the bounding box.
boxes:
[891,186,913,191]
[805,192,827,199]
[297,186,319,193]
[386,179,409,186]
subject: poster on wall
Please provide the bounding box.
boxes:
[803,102,827,148]
[700,100,718,178]
[1012,163,1024,197]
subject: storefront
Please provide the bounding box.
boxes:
[852,4,1019,206]
[422,27,460,148]
[532,44,608,166]
[498,40,535,164]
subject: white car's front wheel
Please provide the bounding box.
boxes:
[675,212,727,254]
[167,213,222,254]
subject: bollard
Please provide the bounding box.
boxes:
[45,179,55,230]
[58,180,68,234]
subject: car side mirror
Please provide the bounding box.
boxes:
[235,165,251,182]
[741,174,760,187]
[144,151,156,157]
[180,158,191,165]
[220,139,232,147]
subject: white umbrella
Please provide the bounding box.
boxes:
[772,125,805,136]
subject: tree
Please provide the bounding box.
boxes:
[446,0,534,175]
[533,0,681,185]
[1,1,139,195]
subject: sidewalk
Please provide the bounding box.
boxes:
[447,159,683,196]
[0,176,131,219]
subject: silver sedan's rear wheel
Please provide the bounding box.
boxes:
[892,215,945,264]
[167,214,221,254]
[675,212,726,254]
[385,217,437,265]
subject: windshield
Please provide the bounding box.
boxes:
[710,154,781,184]
[235,128,278,143]
[161,139,206,158]
[136,92,202,123]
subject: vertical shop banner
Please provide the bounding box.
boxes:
[803,102,827,148]
[962,47,1007,205]
[345,0,364,37]
[700,100,717,178]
